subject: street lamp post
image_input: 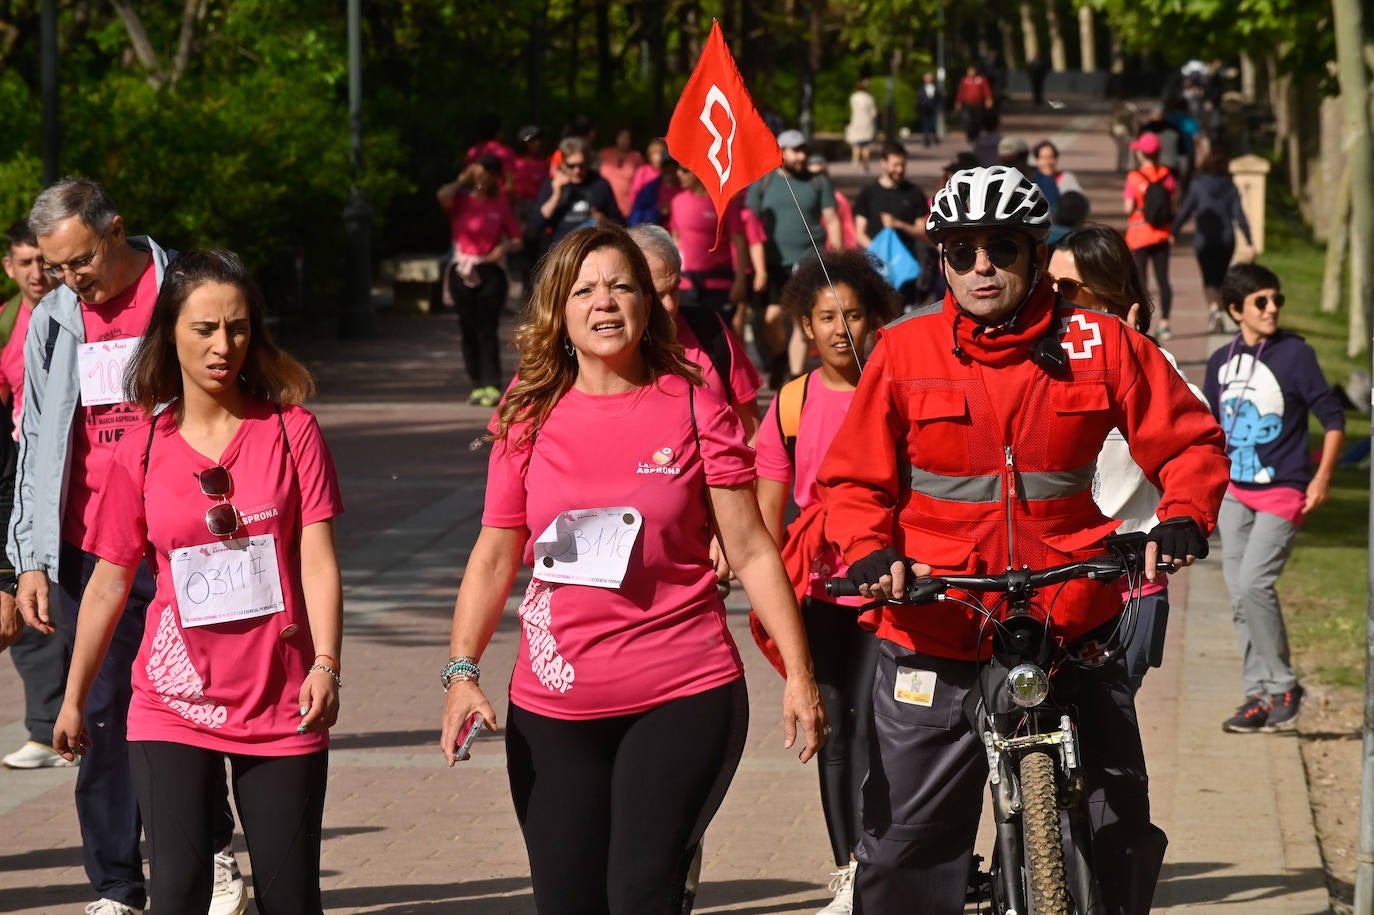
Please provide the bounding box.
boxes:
[341,0,375,338]
[41,0,58,184]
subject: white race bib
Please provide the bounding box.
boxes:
[532,507,643,589]
[76,338,139,406]
[170,534,286,628]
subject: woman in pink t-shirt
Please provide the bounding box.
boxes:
[437,155,525,408]
[754,250,897,910]
[53,250,344,914]
[438,225,825,913]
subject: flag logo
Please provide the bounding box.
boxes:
[700,85,738,190]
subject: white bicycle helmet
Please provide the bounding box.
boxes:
[926,166,1052,241]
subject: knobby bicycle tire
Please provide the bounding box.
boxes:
[1020,749,1070,915]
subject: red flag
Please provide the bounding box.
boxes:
[666,21,780,239]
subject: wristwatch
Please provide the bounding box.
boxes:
[0,572,18,597]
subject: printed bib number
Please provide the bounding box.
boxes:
[76,338,138,406]
[170,535,286,628]
[894,667,937,707]
[532,507,643,589]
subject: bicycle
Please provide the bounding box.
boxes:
[827,530,1168,915]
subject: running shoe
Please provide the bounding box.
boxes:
[2,740,76,769]
[210,849,248,915]
[475,386,502,408]
[1264,684,1305,731]
[1221,695,1270,733]
[1208,306,1226,333]
[817,861,856,914]
[85,902,140,915]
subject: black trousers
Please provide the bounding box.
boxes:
[803,597,879,866]
[854,641,1165,915]
[450,262,508,388]
[506,679,749,915]
[1131,242,1173,320]
[130,741,328,915]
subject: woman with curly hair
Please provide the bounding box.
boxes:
[753,249,899,913]
[438,224,826,914]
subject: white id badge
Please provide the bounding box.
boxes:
[170,534,286,628]
[893,667,937,707]
[76,338,139,406]
[532,507,643,588]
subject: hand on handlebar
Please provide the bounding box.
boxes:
[1144,517,1209,582]
[848,547,933,601]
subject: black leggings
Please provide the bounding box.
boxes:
[1131,242,1173,321]
[804,597,879,866]
[130,741,328,915]
[449,262,508,388]
[506,680,749,914]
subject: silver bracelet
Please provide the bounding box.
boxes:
[308,663,342,688]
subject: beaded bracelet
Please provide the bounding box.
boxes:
[308,663,342,688]
[441,656,481,690]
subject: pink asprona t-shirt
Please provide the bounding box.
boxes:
[85,400,344,755]
[669,193,745,285]
[449,192,522,257]
[64,258,158,547]
[756,371,860,604]
[0,301,32,435]
[675,312,760,409]
[482,374,752,720]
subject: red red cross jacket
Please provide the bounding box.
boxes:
[817,281,1229,660]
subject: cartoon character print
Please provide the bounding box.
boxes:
[1218,353,1284,484]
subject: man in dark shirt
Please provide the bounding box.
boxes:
[853,142,931,305]
[528,136,624,246]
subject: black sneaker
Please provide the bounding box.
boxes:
[1264,685,1304,731]
[1222,696,1270,733]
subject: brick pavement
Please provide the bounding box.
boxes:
[0,101,1329,914]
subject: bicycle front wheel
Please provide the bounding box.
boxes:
[1020,749,1070,915]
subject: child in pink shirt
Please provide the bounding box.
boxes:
[754,249,899,908]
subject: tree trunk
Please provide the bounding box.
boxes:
[1045,0,1067,72]
[110,0,165,88]
[1321,165,1351,314]
[1239,52,1257,99]
[595,0,611,103]
[1331,0,1373,358]
[1019,3,1040,66]
[1079,5,1096,72]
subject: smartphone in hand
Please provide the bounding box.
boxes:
[454,712,485,762]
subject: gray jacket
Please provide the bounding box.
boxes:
[7,236,171,579]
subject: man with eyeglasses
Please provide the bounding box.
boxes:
[7,177,246,915]
[527,135,624,248]
[816,166,1229,914]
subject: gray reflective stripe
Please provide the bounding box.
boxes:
[910,467,1002,503]
[909,461,1096,503]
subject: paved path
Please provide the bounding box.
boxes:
[0,102,1330,913]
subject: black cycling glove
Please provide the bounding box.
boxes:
[847,547,910,587]
[1147,517,1209,560]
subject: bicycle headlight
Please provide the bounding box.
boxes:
[1006,663,1050,708]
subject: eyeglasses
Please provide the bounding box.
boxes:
[563,160,588,171]
[1249,293,1285,310]
[197,466,243,537]
[1050,276,1093,303]
[41,232,109,281]
[943,237,1024,273]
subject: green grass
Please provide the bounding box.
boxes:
[1257,194,1371,691]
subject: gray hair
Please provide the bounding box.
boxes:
[29,177,120,237]
[557,136,589,160]
[627,224,681,276]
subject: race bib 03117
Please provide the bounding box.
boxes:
[169,534,286,628]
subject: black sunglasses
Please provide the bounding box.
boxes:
[943,237,1023,273]
[1052,276,1093,302]
[1250,293,1285,310]
[197,466,243,538]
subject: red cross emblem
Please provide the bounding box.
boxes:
[1058,314,1103,361]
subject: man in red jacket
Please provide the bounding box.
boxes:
[817,166,1228,914]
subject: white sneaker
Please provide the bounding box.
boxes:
[817,861,855,914]
[209,849,248,915]
[3,741,76,769]
[85,901,140,915]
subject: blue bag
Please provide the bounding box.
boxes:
[867,227,921,290]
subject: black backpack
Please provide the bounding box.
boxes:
[1137,170,1174,230]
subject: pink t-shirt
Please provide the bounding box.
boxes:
[598,148,645,219]
[833,191,857,250]
[0,301,32,435]
[740,206,767,246]
[84,401,344,754]
[448,192,522,257]
[64,259,158,547]
[629,162,662,202]
[669,193,744,288]
[513,155,549,203]
[1229,482,1306,526]
[465,140,517,178]
[482,374,752,719]
[756,372,859,604]
[675,312,759,408]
